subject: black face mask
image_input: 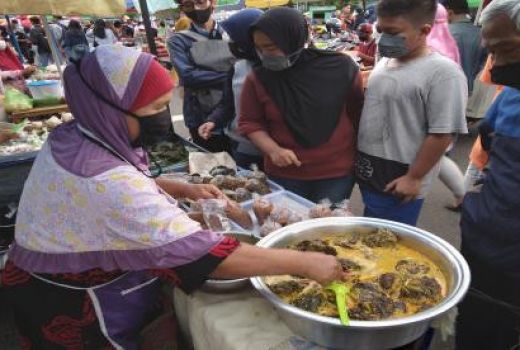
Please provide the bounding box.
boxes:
[185,7,212,26]
[491,62,520,90]
[131,109,173,148]
[73,58,173,148]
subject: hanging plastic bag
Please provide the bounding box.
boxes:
[4,87,33,113]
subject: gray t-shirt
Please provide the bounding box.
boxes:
[357,52,468,196]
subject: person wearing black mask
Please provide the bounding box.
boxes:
[457,1,520,349]
[168,0,232,153]
[239,8,363,204]
[206,8,265,169]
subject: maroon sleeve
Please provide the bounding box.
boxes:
[345,72,365,134]
[151,236,240,293]
[238,74,268,136]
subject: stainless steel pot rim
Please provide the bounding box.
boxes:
[250,217,471,329]
[206,277,248,285]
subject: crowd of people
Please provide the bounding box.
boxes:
[0,15,175,68]
[1,0,520,348]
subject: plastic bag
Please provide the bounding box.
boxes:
[332,200,353,217]
[252,195,273,225]
[259,217,282,237]
[309,199,333,219]
[200,199,231,232]
[4,87,33,112]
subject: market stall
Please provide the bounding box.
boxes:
[172,216,470,350]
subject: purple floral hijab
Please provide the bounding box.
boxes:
[50,45,154,177]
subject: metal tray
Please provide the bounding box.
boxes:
[149,136,205,175]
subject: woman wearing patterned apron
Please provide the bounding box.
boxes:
[1,45,345,349]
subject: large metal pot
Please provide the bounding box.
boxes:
[250,217,471,350]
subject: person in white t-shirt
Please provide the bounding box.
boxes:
[356,0,468,226]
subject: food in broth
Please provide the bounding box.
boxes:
[266,228,446,321]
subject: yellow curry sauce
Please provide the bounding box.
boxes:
[266,230,447,320]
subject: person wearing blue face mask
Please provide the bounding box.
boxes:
[356,0,468,226]
[239,7,364,204]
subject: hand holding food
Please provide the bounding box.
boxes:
[300,252,346,286]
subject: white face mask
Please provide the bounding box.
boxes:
[0,40,7,51]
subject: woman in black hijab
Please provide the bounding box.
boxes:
[239,7,363,204]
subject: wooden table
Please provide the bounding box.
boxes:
[9,104,69,122]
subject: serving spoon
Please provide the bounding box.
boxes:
[326,282,351,326]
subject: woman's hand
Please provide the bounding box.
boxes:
[156,178,224,200]
[183,183,224,201]
[300,252,346,285]
[269,147,302,168]
[211,245,346,286]
[198,122,215,140]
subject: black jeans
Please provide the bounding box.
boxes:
[456,243,520,350]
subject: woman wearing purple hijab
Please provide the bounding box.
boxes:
[1,45,345,349]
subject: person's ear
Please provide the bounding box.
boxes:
[421,23,432,37]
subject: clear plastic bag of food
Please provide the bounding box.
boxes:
[225,200,253,230]
[270,206,294,226]
[309,199,333,219]
[331,200,353,217]
[200,199,231,232]
[259,217,282,237]
[252,195,273,225]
